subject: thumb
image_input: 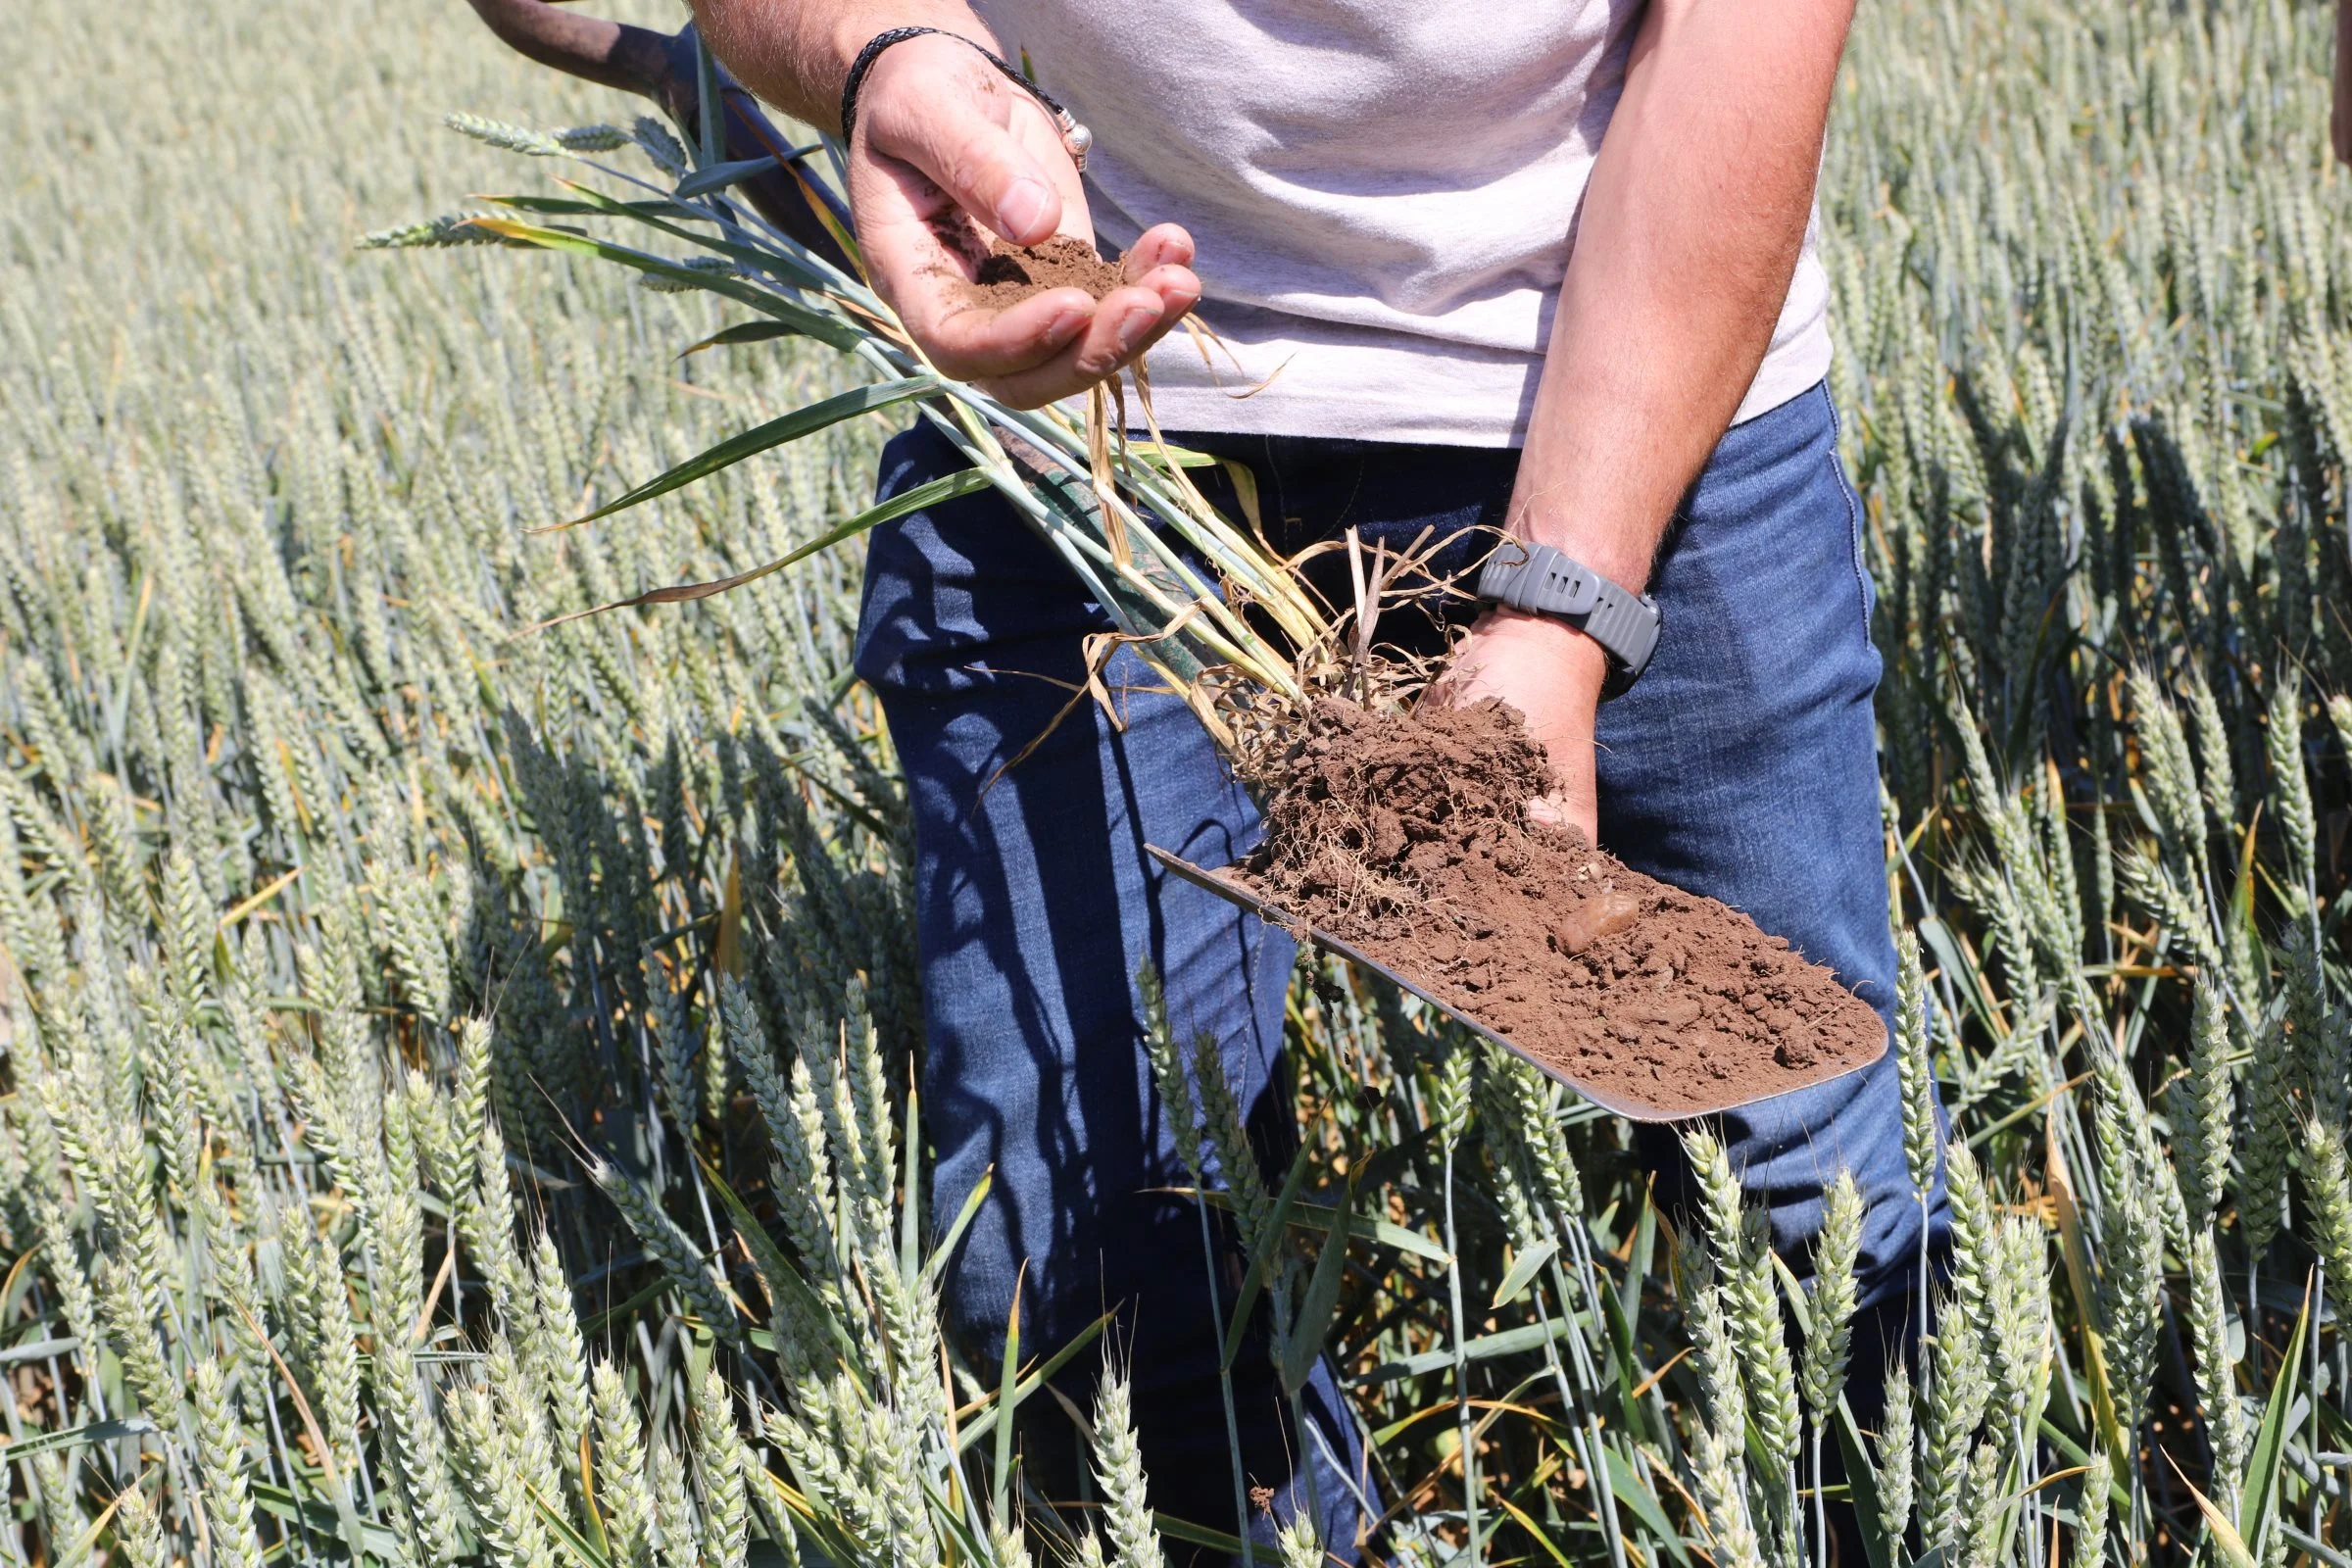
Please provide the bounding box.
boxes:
[860,59,1065,245]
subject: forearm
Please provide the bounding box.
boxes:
[1508,0,1854,589]
[687,0,999,128]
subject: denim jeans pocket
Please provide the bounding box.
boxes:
[1822,393,1876,641]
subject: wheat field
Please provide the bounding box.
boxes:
[1,0,2348,1566]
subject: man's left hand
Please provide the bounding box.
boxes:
[1438,609,1612,846]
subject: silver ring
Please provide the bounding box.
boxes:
[1055,111,1093,172]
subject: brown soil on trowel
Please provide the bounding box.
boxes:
[1233,696,1886,1117]
[956,235,1124,310]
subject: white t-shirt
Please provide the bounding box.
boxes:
[970,0,1832,448]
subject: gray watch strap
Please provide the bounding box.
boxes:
[1475,539,1662,691]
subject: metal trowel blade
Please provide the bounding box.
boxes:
[1146,844,1871,1123]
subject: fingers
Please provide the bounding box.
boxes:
[858,37,1066,244]
[843,37,1202,403]
[977,270,1202,409]
[867,225,1199,393]
[1121,223,1197,280]
[1527,792,1599,850]
[919,286,1097,379]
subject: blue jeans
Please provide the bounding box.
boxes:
[853,383,1949,1558]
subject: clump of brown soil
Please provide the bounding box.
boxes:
[956,235,1124,310]
[1234,696,1886,1117]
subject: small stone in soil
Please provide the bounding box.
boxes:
[1553,890,1642,956]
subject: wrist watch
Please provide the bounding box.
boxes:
[1475,538,1662,698]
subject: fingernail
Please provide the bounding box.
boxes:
[998,178,1053,238]
[1114,304,1156,354]
[1045,307,1086,342]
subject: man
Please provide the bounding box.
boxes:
[691,0,1948,1556]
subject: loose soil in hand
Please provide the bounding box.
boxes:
[956,235,1124,310]
[1232,696,1887,1117]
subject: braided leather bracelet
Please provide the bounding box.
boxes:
[839,26,1092,171]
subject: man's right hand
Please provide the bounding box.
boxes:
[846,33,1199,408]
